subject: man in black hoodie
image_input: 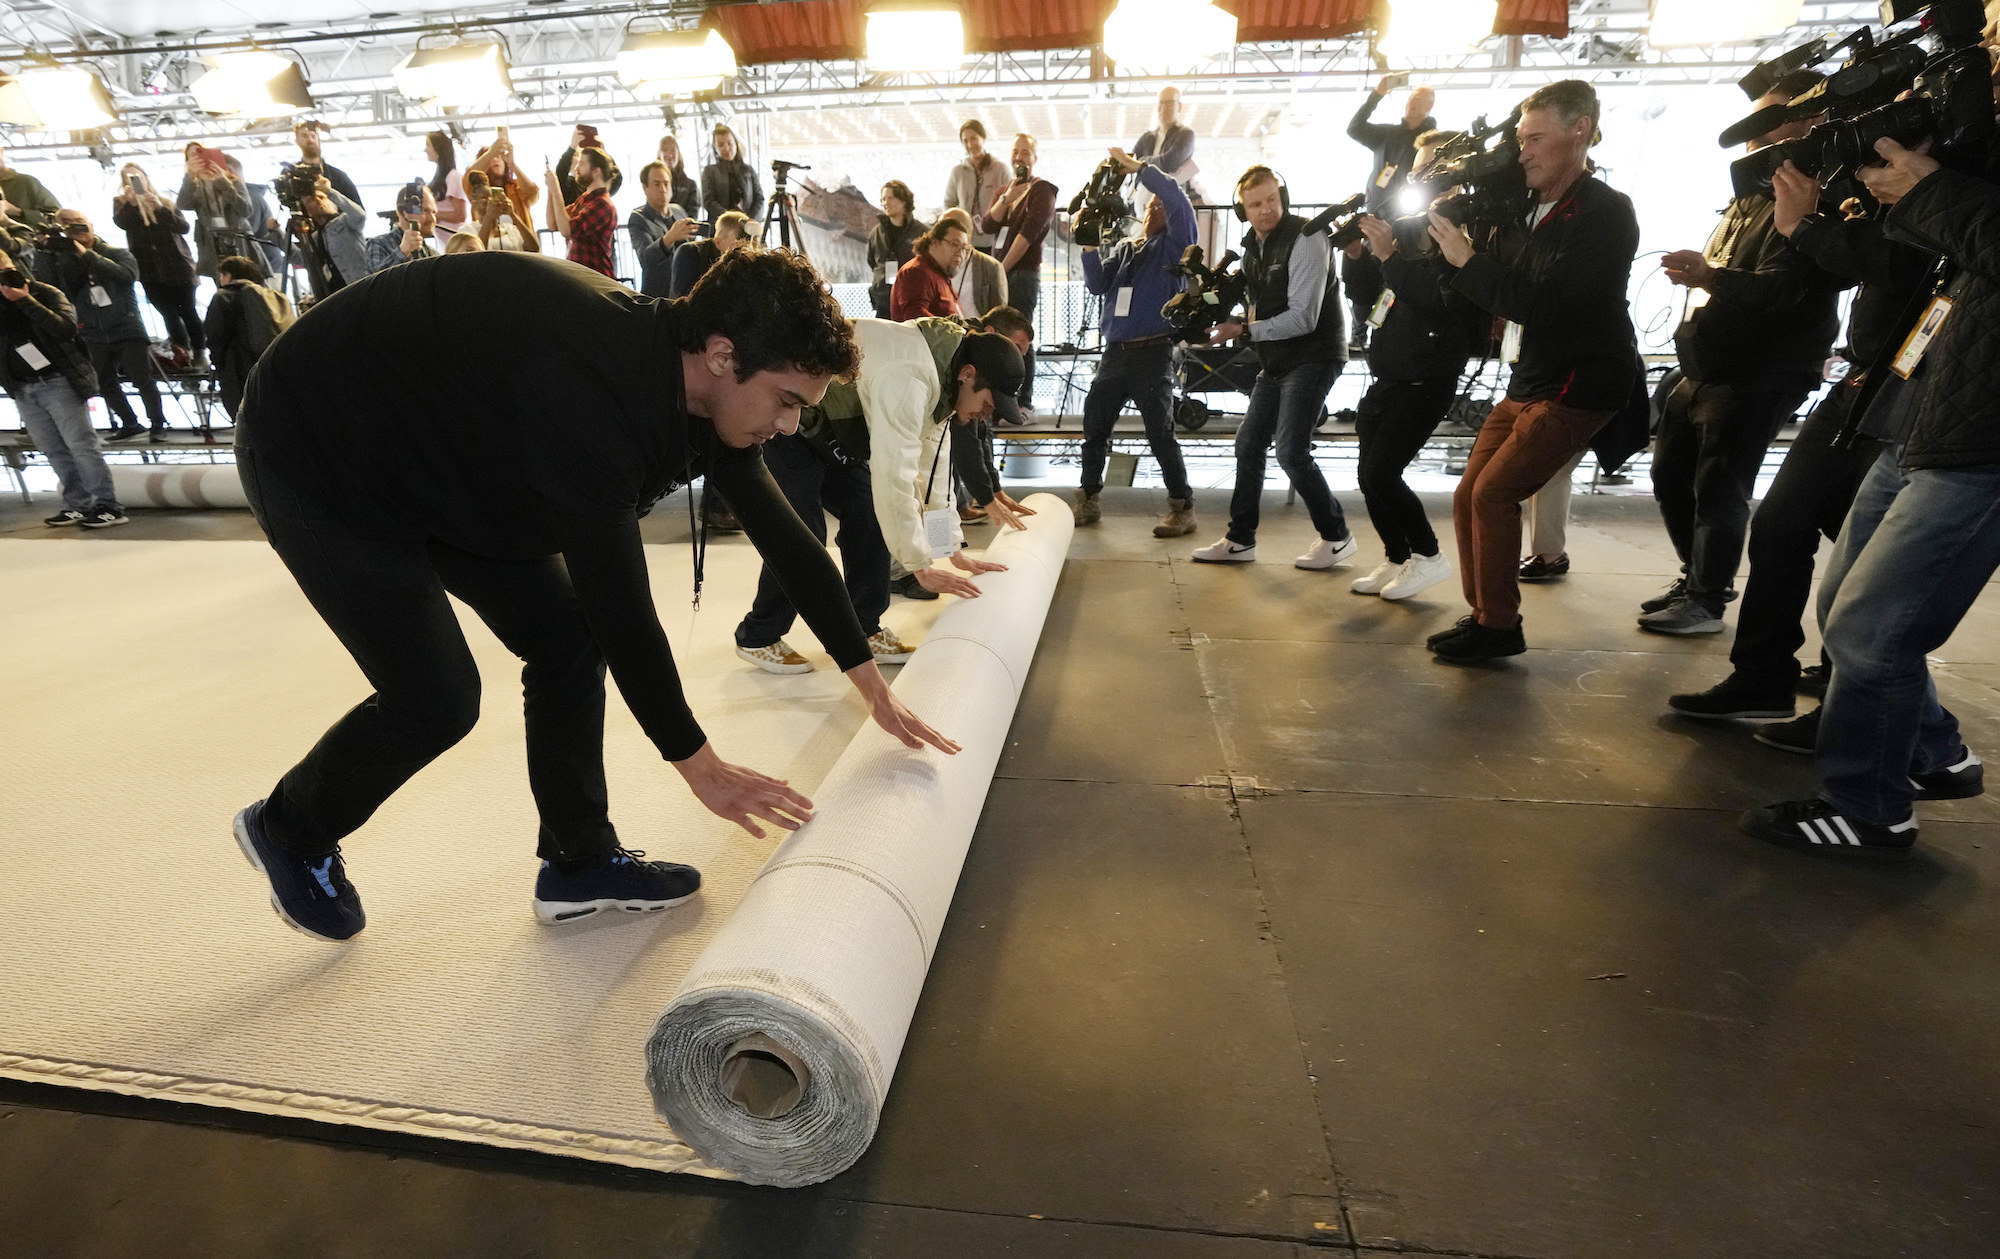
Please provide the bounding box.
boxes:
[1643,77,1846,637]
[1741,132,2000,858]
[1345,78,1439,348]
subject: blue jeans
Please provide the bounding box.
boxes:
[1813,446,2000,824]
[13,376,117,511]
[1226,358,1347,546]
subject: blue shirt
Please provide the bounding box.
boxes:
[1081,164,1196,345]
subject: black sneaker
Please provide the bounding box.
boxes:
[1518,553,1570,581]
[1796,663,1830,699]
[1912,750,1984,801]
[106,426,148,443]
[232,800,365,941]
[1432,620,1527,663]
[1667,672,1797,720]
[80,506,130,529]
[43,508,88,527]
[1640,576,1689,614]
[893,572,940,601]
[1739,797,1917,859]
[534,847,701,924]
[1753,708,1818,755]
[1426,615,1478,650]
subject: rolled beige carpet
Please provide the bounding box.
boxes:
[645,491,1073,1187]
[107,464,249,510]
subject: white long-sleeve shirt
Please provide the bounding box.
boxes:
[851,318,967,573]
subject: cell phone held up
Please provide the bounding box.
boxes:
[0,268,27,290]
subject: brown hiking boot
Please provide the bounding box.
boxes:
[1072,489,1101,526]
[1153,497,1196,538]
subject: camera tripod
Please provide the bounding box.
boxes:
[762,159,810,260]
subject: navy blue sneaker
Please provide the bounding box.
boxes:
[1912,750,1984,801]
[232,800,365,941]
[534,848,701,924]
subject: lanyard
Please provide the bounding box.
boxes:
[922,416,948,505]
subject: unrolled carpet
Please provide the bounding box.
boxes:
[0,500,1065,1178]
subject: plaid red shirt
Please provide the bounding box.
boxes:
[565,188,617,278]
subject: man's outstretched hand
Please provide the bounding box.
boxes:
[673,743,815,839]
[846,660,961,755]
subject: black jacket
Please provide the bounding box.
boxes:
[1673,193,1844,394]
[204,278,293,416]
[48,240,149,345]
[1348,92,1436,215]
[1369,250,1485,382]
[1241,214,1345,375]
[1881,163,2000,469]
[554,146,624,208]
[1788,211,1937,365]
[1450,175,1640,412]
[110,199,196,286]
[701,159,765,223]
[0,278,97,400]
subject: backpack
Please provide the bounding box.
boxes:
[237,285,294,360]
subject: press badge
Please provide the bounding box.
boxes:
[1376,164,1399,190]
[1369,289,1395,328]
[14,341,49,371]
[1502,321,1523,364]
[923,508,957,559]
[1892,295,1953,379]
[88,285,111,308]
[209,215,227,230]
[1115,287,1133,318]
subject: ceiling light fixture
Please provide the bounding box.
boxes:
[1648,0,1804,48]
[1103,0,1237,69]
[0,63,119,131]
[617,25,738,98]
[393,37,513,108]
[865,1,967,74]
[1376,0,1500,59]
[189,50,313,119]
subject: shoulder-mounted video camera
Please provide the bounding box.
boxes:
[1067,158,1136,249]
[1724,0,1995,201]
[273,162,321,216]
[1378,109,1535,256]
[1161,244,1247,341]
[1302,193,1369,248]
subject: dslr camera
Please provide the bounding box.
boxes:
[1723,0,1994,199]
[273,161,321,215]
[1161,244,1248,342]
[1066,158,1137,249]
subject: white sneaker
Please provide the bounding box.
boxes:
[1191,537,1256,563]
[1350,559,1404,595]
[868,627,917,664]
[736,639,813,674]
[1381,552,1454,601]
[1294,535,1359,570]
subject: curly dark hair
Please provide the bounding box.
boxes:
[679,246,859,382]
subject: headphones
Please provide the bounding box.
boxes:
[1232,166,1290,221]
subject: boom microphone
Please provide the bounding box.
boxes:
[1302,193,1366,236]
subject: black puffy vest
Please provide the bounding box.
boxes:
[1241,214,1346,375]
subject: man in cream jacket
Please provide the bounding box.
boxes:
[732,315,1026,673]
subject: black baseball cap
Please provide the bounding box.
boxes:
[954,331,1026,424]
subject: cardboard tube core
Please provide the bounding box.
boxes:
[719,1033,809,1119]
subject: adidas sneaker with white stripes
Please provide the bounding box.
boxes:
[1739,798,1917,859]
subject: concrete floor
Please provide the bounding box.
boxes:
[2,485,1997,1259]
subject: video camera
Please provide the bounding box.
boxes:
[1066,157,1137,249]
[273,161,321,216]
[1302,194,1369,249]
[1382,109,1535,256]
[1161,244,1248,342]
[32,220,88,253]
[1723,0,1994,200]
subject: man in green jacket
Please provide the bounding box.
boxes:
[0,145,62,229]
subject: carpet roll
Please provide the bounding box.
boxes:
[107,464,249,510]
[645,491,1073,1187]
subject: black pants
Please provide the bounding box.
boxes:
[1344,250,1385,342]
[1008,266,1039,408]
[142,280,204,355]
[1079,340,1192,501]
[1651,377,1808,606]
[89,338,167,431]
[1729,381,1888,684]
[735,433,890,649]
[239,449,619,863]
[1355,376,1457,562]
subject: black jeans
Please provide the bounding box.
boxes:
[735,433,890,649]
[239,449,619,864]
[1007,266,1040,408]
[1227,358,1348,546]
[88,338,167,431]
[142,280,204,355]
[1729,381,1887,684]
[1651,377,1808,605]
[1355,376,1456,562]
[1079,340,1192,501]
